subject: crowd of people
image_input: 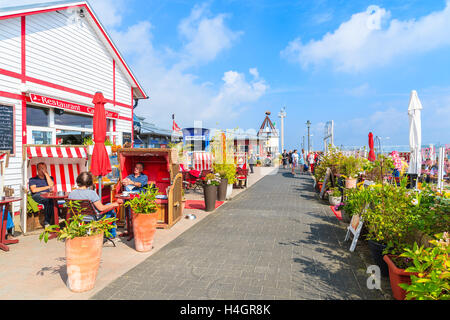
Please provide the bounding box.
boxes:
[281,149,320,175]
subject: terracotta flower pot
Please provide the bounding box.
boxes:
[132,211,158,252]
[345,178,357,189]
[65,232,103,293]
[383,254,417,300]
[317,182,323,192]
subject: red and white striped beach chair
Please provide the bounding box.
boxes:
[21,145,88,234]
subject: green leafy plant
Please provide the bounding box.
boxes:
[399,233,450,300]
[314,145,343,182]
[83,136,94,146]
[363,183,418,254]
[339,156,363,179]
[213,163,237,184]
[124,184,160,214]
[329,187,341,197]
[104,138,113,146]
[39,200,117,243]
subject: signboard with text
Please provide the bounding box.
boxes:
[29,93,119,119]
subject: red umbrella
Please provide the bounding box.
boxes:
[368,132,376,162]
[91,92,111,195]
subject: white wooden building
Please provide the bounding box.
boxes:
[0,1,148,230]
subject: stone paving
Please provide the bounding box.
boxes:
[92,168,388,300]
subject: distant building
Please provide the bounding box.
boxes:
[257,111,279,157]
[133,115,182,148]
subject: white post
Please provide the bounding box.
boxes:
[437,147,444,193]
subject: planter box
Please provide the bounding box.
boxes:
[383,254,417,300]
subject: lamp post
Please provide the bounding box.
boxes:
[278,107,286,153]
[306,120,311,153]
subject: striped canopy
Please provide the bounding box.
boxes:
[26,146,88,159]
[193,152,214,171]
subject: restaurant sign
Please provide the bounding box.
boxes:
[29,93,119,119]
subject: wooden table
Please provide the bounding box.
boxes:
[40,192,69,240]
[0,197,22,252]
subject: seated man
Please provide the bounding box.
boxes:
[122,162,148,192]
[68,172,122,239]
[29,162,55,228]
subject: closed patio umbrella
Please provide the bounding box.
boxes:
[407,90,422,188]
[368,132,376,162]
[90,92,111,197]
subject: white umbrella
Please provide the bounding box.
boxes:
[407,90,422,183]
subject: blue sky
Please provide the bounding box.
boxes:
[4,0,450,151]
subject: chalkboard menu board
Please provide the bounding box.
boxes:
[122,132,132,145]
[0,105,14,154]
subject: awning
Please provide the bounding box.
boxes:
[193,152,213,171]
[26,146,88,159]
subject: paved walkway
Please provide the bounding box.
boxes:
[92,168,387,300]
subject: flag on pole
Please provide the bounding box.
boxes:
[172,114,181,132]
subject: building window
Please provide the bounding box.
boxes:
[54,111,93,128]
[26,105,49,127]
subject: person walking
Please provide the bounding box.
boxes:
[291,149,299,175]
[248,153,256,174]
[308,152,315,173]
[298,150,305,174]
[282,150,288,169]
[288,150,293,169]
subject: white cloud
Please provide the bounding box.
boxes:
[282,1,450,72]
[177,3,243,68]
[103,2,266,129]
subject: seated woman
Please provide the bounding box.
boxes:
[68,172,123,239]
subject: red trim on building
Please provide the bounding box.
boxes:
[21,16,27,145]
[113,59,116,144]
[0,91,22,100]
[131,87,134,146]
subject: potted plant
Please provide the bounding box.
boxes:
[363,183,416,277]
[328,187,342,206]
[124,185,160,252]
[203,173,220,212]
[213,163,228,201]
[256,160,261,167]
[383,253,417,300]
[340,156,362,189]
[398,233,449,300]
[40,200,117,293]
